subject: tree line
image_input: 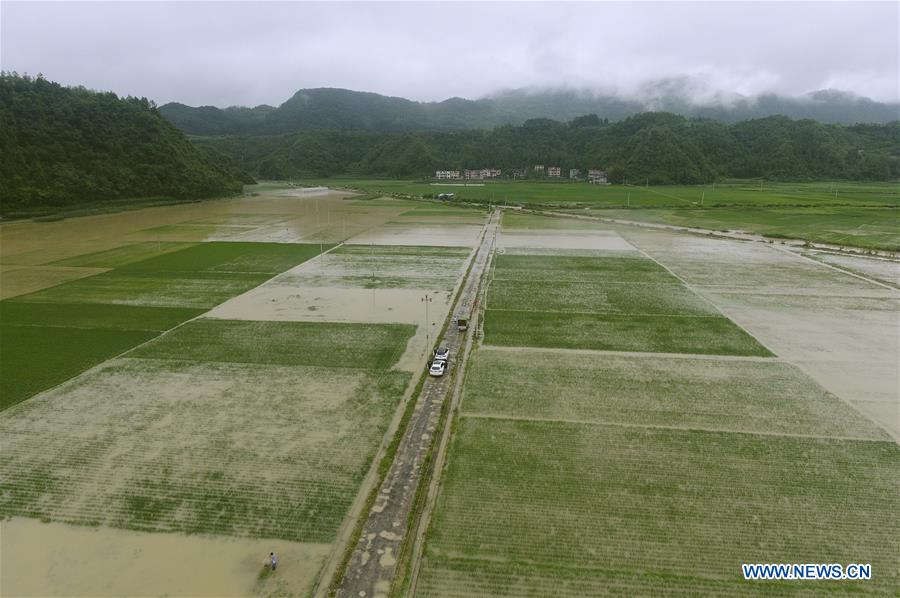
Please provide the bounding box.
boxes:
[195,112,899,184]
[0,73,248,214]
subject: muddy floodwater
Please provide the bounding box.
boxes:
[0,518,329,597]
[0,187,409,297]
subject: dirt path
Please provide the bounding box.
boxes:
[479,344,783,362]
[531,208,900,259]
[334,211,500,598]
[459,412,890,443]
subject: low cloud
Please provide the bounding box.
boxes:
[2,1,897,107]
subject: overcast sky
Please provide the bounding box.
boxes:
[2,1,898,107]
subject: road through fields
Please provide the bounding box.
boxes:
[334,210,500,597]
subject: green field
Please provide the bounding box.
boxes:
[0,347,413,542]
[133,319,416,369]
[0,301,202,331]
[419,418,899,596]
[484,253,770,356]
[488,281,720,315]
[484,311,771,356]
[598,205,900,251]
[491,254,672,283]
[50,242,197,268]
[0,325,157,410]
[306,178,900,250]
[462,349,887,439]
[0,242,330,410]
[116,241,330,274]
[312,178,900,208]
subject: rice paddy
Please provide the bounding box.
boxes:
[1,184,896,596]
[418,419,899,596]
[414,212,899,596]
[0,185,486,595]
[483,248,772,356]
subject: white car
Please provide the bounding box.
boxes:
[433,347,450,361]
[429,359,447,377]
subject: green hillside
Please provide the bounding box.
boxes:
[0,73,247,216]
[195,112,900,183]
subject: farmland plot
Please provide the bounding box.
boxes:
[619,228,900,438]
[0,318,415,542]
[418,418,900,596]
[0,242,330,410]
[416,212,896,597]
[347,223,484,247]
[204,243,475,369]
[462,348,889,439]
[484,250,770,356]
[282,245,472,290]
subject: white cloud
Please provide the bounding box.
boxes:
[1,1,897,106]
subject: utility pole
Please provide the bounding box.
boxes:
[421,293,433,355]
[701,191,705,206]
[626,192,630,207]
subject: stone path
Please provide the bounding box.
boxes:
[335,210,500,597]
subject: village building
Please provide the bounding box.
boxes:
[588,169,609,184]
[569,168,581,180]
[435,170,461,180]
[547,166,561,177]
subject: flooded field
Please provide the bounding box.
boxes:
[0,186,411,296]
[0,184,483,595]
[2,188,897,595]
[417,211,899,595]
[1,518,329,597]
[617,228,900,438]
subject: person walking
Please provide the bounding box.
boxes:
[270,552,278,572]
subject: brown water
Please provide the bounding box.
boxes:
[0,518,329,597]
[0,187,410,297]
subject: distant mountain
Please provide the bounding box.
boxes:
[159,102,275,136]
[0,74,246,213]
[194,111,900,183]
[159,85,900,136]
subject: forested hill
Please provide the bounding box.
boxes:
[0,73,246,214]
[194,112,900,183]
[160,86,900,136]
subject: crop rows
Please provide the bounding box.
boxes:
[0,241,330,410]
[488,280,719,315]
[461,349,888,439]
[491,254,671,283]
[484,311,771,356]
[50,242,197,268]
[283,245,471,290]
[483,251,770,355]
[132,319,416,369]
[419,418,900,595]
[416,559,810,597]
[0,354,413,543]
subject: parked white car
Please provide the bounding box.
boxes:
[429,359,447,377]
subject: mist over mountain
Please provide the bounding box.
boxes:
[159,83,900,136]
